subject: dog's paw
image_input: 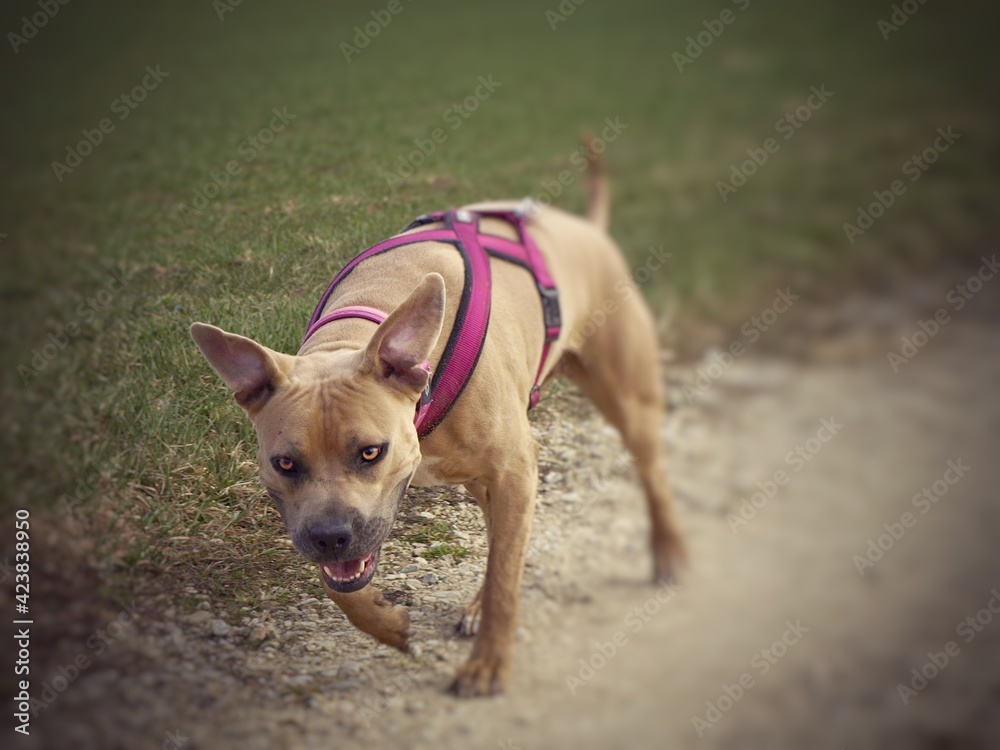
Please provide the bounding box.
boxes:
[325,581,412,652]
[450,655,507,698]
[371,601,411,652]
[455,599,482,637]
[653,538,687,586]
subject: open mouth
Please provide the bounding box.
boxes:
[320,548,380,593]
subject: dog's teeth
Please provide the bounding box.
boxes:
[323,556,374,585]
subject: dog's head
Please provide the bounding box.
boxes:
[190,273,445,593]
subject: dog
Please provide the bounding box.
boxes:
[189,143,685,697]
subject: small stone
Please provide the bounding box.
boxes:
[285,674,313,688]
[401,564,419,574]
[544,471,560,484]
[419,726,440,742]
[337,662,362,679]
[210,619,231,637]
[248,624,270,644]
[185,610,212,625]
[421,573,438,585]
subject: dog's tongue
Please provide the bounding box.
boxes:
[322,551,375,583]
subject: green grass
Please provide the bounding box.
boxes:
[405,522,456,545]
[0,0,996,594]
[421,544,470,561]
[405,522,470,559]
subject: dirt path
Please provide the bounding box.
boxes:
[27,286,1000,750]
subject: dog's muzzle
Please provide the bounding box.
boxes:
[321,547,381,593]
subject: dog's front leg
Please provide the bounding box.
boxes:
[452,460,537,697]
[320,573,411,651]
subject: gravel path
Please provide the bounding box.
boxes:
[19,284,1000,750]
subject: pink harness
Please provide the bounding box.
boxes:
[303,206,561,439]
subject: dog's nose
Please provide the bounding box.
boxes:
[307,519,353,555]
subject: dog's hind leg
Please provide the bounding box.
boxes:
[559,297,686,584]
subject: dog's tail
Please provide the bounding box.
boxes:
[582,131,611,231]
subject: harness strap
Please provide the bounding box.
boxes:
[479,207,561,408]
[414,210,492,437]
[303,305,388,342]
[306,229,462,328]
[303,204,560,437]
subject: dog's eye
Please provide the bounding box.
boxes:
[360,446,381,462]
[275,456,296,474]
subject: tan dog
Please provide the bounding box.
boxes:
[190,148,685,697]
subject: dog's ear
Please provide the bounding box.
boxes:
[363,273,445,395]
[190,323,291,410]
